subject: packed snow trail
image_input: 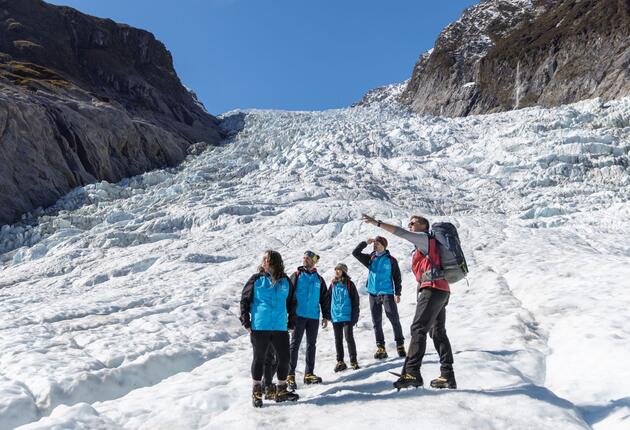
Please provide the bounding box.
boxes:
[1,97,629,429]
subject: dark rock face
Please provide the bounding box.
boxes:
[401,0,630,117]
[0,0,223,225]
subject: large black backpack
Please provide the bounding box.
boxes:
[430,222,469,284]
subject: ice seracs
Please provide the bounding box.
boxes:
[1,93,629,429]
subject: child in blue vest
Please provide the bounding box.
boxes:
[240,250,300,407]
[325,263,360,372]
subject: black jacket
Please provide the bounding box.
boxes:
[352,241,402,296]
[289,266,331,321]
[239,272,297,330]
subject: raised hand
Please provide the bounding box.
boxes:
[361,213,377,225]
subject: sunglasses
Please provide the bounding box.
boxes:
[408,221,416,227]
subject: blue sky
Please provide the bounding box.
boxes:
[47,0,478,114]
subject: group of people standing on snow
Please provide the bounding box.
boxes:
[240,213,458,407]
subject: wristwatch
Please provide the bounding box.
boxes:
[377,220,382,227]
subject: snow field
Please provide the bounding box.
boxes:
[1,96,629,429]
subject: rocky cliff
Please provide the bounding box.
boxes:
[401,0,630,117]
[0,0,223,225]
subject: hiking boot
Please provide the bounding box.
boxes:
[334,361,348,372]
[264,383,276,400]
[287,374,297,391]
[393,373,423,391]
[430,374,457,389]
[275,383,299,402]
[303,373,323,384]
[350,361,360,370]
[374,346,388,359]
[396,344,407,358]
[252,384,263,408]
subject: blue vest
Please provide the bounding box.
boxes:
[251,274,291,331]
[367,253,394,295]
[331,281,352,323]
[295,270,322,320]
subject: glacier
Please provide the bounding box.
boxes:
[1,95,629,429]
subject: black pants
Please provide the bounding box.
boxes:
[263,347,278,386]
[251,330,290,382]
[289,316,320,375]
[402,288,454,377]
[369,294,405,347]
[333,322,357,362]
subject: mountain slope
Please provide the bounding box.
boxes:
[0,96,629,429]
[402,0,630,117]
[0,0,223,225]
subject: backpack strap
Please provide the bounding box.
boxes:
[421,237,445,284]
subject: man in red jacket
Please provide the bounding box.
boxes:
[361,213,456,390]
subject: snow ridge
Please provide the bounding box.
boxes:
[352,80,409,109]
